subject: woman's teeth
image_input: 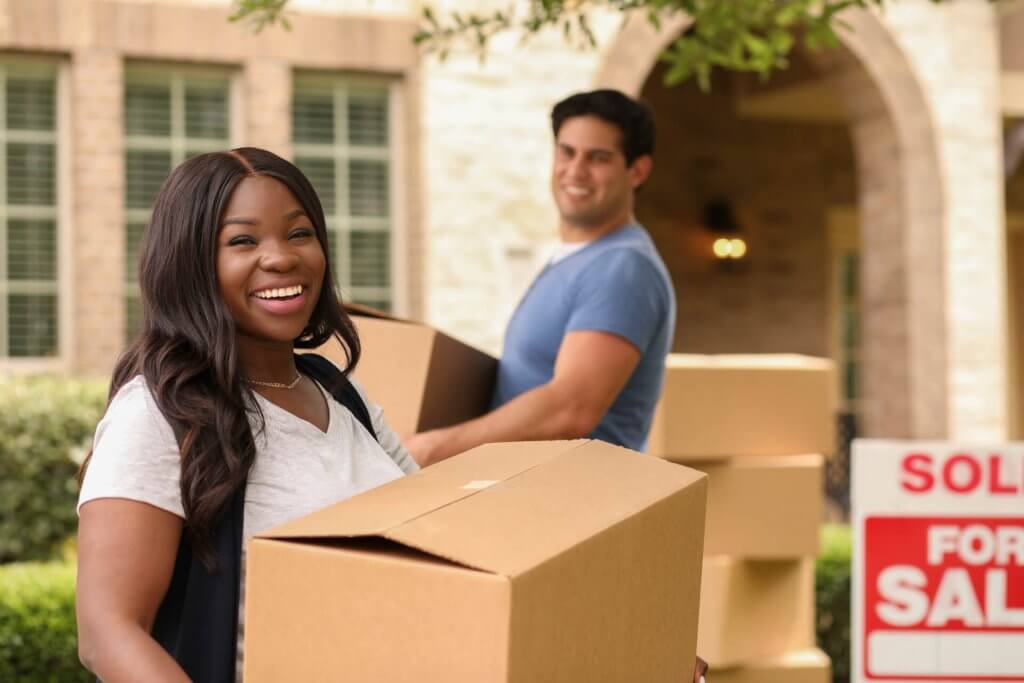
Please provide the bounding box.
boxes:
[254,285,304,300]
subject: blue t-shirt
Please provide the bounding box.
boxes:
[492,224,676,451]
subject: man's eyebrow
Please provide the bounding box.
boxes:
[556,141,617,155]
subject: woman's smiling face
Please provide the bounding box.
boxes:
[216,174,326,347]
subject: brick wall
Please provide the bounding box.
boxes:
[636,61,856,358]
[0,0,422,376]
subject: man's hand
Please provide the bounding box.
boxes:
[403,330,642,467]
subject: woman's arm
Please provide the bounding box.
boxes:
[76,498,190,682]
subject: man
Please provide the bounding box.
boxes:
[406,88,675,466]
[408,91,705,682]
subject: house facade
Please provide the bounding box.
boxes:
[0,0,1021,445]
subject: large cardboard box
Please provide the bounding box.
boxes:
[695,454,824,558]
[648,354,836,461]
[311,305,497,436]
[244,440,708,682]
[697,557,816,667]
[712,649,831,683]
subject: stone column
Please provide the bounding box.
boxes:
[69,48,124,375]
[243,58,291,159]
[881,0,1008,440]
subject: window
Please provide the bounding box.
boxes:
[0,63,58,358]
[123,66,232,340]
[292,76,393,312]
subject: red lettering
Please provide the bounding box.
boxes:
[943,454,982,493]
[988,454,1020,494]
[901,453,935,493]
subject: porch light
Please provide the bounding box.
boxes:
[712,237,747,259]
[703,199,747,261]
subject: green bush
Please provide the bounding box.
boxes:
[0,528,855,683]
[0,376,107,564]
[816,523,852,683]
[0,561,91,682]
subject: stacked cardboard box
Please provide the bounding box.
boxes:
[649,354,835,680]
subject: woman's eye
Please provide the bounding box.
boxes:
[227,235,256,247]
[289,227,315,240]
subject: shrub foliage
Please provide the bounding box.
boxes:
[0,561,91,682]
[0,377,107,563]
[817,524,852,682]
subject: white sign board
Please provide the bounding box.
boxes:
[852,440,1024,683]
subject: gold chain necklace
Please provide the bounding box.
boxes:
[245,374,302,390]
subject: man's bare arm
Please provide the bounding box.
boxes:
[405,330,640,466]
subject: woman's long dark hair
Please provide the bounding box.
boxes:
[83,147,360,570]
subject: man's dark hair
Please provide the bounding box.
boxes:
[551,89,655,166]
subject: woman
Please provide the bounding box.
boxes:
[76,148,417,682]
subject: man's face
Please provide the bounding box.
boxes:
[550,115,648,231]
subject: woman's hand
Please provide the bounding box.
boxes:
[694,655,709,682]
[77,499,190,682]
[403,428,455,467]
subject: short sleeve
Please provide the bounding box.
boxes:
[350,379,420,475]
[566,248,670,352]
[78,377,185,518]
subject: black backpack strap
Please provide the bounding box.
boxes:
[295,353,377,443]
[147,484,244,683]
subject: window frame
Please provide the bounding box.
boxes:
[828,206,862,416]
[0,55,68,371]
[292,72,405,315]
[122,63,236,342]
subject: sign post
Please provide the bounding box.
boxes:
[853,440,1024,682]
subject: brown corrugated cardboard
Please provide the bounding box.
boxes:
[695,454,824,558]
[310,305,497,436]
[697,557,816,667]
[712,649,831,683]
[648,354,836,460]
[244,440,708,682]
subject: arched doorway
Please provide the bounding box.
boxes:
[594,8,948,443]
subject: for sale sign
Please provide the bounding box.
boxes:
[853,441,1024,682]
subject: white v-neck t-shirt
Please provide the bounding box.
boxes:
[77,372,418,680]
[78,374,417,536]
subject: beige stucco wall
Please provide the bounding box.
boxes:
[417,9,622,352]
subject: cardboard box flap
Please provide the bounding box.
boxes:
[386,440,706,577]
[257,440,583,543]
[666,354,833,371]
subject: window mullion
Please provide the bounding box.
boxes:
[333,85,351,295]
[171,73,187,165]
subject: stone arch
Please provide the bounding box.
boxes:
[1001,3,1024,439]
[592,9,948,439]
